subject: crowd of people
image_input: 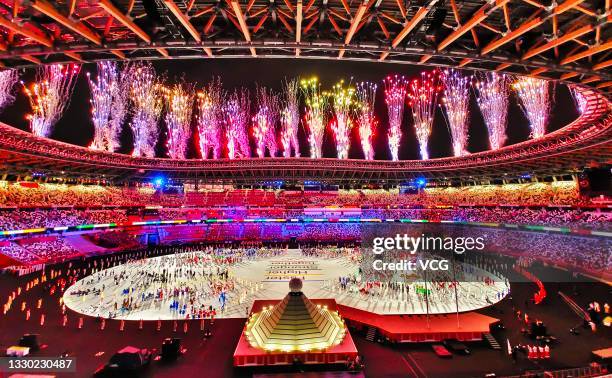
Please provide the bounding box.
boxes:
[0,179,608,279]
[63,245,290,320]
[0,221,608,280]
[299,182,585,207]
[449,207,610,230]
[361,207,611,230]
[0,237,81,265]
[0,181,608,230]
[483,229,610,276]
[0,206,608,233]
[440,226,611,276]
[321,248,511,314]
[0,209,128,231]
[0,180,601,208]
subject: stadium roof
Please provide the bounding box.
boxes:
[0,0,610,91]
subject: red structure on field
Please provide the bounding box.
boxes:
[338,305,499,343]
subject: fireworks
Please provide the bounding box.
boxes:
[407,70,443,160]
[87,62,132,152]
[252,86,279,158]
[384,75,408,161]
[328,80,356,159]
[224,89,251,159]
[129,63,163,158]
[88,62,116,151]
[300,77,329,159]
[0,69,19,112]
[164,82,194,159]
[23,64,80,138]
[196,78,223,159]
[441,69,471,157]
[108,64,133,152]
[512,76,551,139]
[280,79,300,158]
[473,72,510,150]
[356,82,377,160]
[570,86,588,114]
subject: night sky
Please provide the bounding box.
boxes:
[0,59,579,161]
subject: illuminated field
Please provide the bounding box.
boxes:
[64,249,509,319]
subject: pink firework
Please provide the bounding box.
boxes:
[473,72,510,150]
[196,78,223,159]
[252,86,279,158]
[224,88,251,159]
[164,82,195,159]
[87,62,132,152]
[108,64,133,152]
[570,85,588,114]
[23,63,81,138]
[512,76,551,139]
[441,69,471,157]
[384,75,408,161]
[129,63,163,158]
[280,79,300,158]
[0,69,19,112]
[356,82,377,160]
[407,70,443,160]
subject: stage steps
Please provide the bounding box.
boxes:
[365,326,377,342]
[483,333,501,350]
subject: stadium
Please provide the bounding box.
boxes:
[0,0,610,377]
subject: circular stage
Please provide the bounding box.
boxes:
[63,249,509,320]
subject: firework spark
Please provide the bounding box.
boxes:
[196,78,223,159]
[280,79,300,157]
[252,86,279,157]
[513,76,551,138]
[356,82,377,160]
[300,77,329,158]
[107,64,133,152]
[129,63,163,158]
[164,82,194,159]
[384,75,408,161]
[23,64,80,138]
[328,80,355,159]
[0,69,19,112]
[441,69,471,157]
[473,72,510,150]
[88,62,115,151]
[570,85,588,114]
[224,88,251,159]
[407,70,443,160]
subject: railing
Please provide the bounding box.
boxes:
[500,363,607,378]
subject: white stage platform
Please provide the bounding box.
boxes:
[64,249,509,320]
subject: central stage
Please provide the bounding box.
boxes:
[234,298,358,367]
[233,297,499,368]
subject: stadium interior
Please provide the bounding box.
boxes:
[0,0,610,377]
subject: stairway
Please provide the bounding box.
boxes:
[365,326,377,342]
[483,333,501,350]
